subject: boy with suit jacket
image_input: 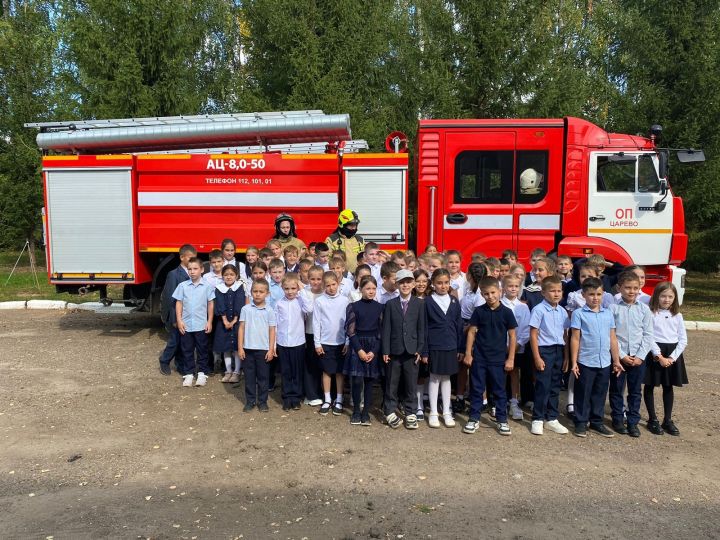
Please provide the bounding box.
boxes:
[159,244,197,375]
[382,269,426,429]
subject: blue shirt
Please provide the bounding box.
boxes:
[529,300,569,346]
[468,303,518,364]
[268,280,284,309]
[610,300,654,360]
[240,302,277,350]
[172,279,215,332]
[570,305,615,368]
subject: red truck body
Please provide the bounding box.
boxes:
[34,113,688,304]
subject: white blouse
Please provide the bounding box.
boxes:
[650,310,687,362]
[431,293,451,314]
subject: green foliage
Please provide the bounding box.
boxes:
[0,1,60,248]
[60,0,242,118]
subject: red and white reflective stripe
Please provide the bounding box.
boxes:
[138,192,338,208]
[519,214,560,230]
[443,214,512,229]
[443,214,560,230]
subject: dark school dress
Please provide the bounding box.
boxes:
[644,343,688,387]
[213,284,246,353]
[424,295,463,376]
[343,299,384,379]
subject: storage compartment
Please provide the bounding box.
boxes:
[343,167,406,243]
[45,168,135,276]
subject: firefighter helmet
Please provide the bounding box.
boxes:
[274,212,294,226]
[519,168,544,195]
[338,209,360,226]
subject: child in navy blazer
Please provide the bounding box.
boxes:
[422,269,464,429]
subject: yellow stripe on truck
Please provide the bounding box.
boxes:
[589,229,672,234]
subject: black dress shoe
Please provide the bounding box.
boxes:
[647,419,664,435]
[627,424,641,438]
[159,363,172,376]
[662,420,680,436]
[589,423,615,438]
[612,421,628,435]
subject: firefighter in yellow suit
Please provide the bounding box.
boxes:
[325,209,365,273]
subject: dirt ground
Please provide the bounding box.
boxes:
[0,310,718,540]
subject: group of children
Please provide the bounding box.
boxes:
[161,239,689,438]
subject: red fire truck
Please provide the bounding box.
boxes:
[26,110,701,307]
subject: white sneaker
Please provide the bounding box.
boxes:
[308,399,323,407]
[546,419,569,434]
[510,402,524,420]
[443,414,456,428]
[195,372,208,387]
[531,420,544,435]
[182,374,194,387]
[428,414,441,428]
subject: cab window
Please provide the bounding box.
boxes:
[638,155,661,192]
[516,151,549,204]
[596,156,636,192]
[454,150,513,204]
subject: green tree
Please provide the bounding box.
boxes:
[0,1,65,259]
[60,0,242,118]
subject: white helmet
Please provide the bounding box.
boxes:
[520,168,544,195]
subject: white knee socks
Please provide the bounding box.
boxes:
[429,374,452,416]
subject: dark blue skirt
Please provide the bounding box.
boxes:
[343,336,381,379]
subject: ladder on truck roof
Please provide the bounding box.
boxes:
[25,110,358,154]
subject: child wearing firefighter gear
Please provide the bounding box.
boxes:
[326,209,365,273]
[159,244,196,376]
[272,212,306,253]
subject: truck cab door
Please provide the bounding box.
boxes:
[442,132,516,259]
[588,153,672,265]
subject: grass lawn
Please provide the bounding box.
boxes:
[0,249,113,303]
[0,250,718,321]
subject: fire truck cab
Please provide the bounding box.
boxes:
[415,117,692,300]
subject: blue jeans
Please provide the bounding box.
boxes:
[532,345,564,421]
[609,361,646,426]
[469,360,507,422]
[574,364,611,427]
[244,349,270,406]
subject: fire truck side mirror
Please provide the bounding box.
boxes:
[676,149,705,163]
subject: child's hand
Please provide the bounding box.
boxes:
[384,354,391,364]
[571,364,580,378]
[237,347,245,360]
[264,350,273,362]
[620,355,633,366]
[342,345,348,355]
[414,353,422,364]
[504,359,514,372]
[359,350,368,362]
[204,321,212,333]
[562,357,569,373]
[612,361,625,374]
[534,357,545,371]
[463,354,472,367]
[177,320,186,335]
[659,355,672,368]
[421,356,428,364]
[315,346,325,356]
[456,352,464,363]
[224,321,232,330]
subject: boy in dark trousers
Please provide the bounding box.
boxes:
[462,277,517,436]
[382,269,425,429]
[159,244,197,375]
